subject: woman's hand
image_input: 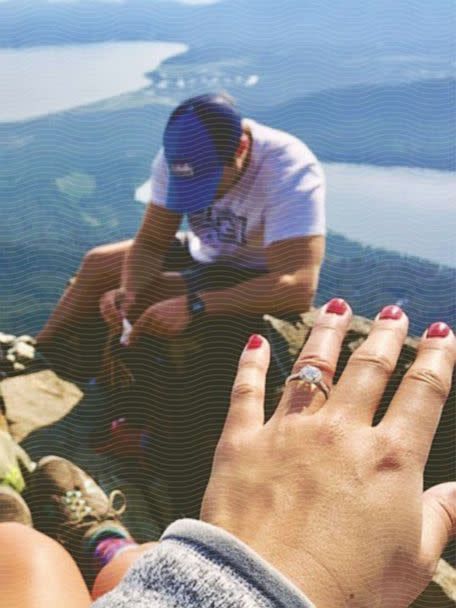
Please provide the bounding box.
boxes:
[201,299,456,608]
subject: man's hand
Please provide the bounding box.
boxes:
[128,296,190,344]
[201,300,456,608]
[99,204,181,333]
[99,288,136,331]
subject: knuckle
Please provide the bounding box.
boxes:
[373,430,415,471]
[231,382,265,402]
[349,351,395,376]
[240,359,265,374]
[314,322,340,333]
[81,247,110,278]
[403,367,450,400]
[82,245,103,265]
[312,415,347,446]
[215,436,243,462]
[101,292,113,307]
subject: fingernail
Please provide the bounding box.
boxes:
[427,322,451,338]
[379,305,403,320]
[326,298,347,315]
[246,334,263,349]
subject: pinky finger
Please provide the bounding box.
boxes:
[222,335,270,440]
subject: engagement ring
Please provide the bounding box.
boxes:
[285,364,330,400]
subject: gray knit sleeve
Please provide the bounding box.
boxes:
[92,519,315,608]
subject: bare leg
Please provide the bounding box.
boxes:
[0,523,91,608]
[37,240,133,346]
[91,541,159,600]
[37,240,188,344]
[37,238,190,381]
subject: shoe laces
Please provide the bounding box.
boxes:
[62,488,126,527]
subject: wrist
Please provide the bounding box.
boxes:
[208,522,347,608]
[161,519,317,608]
[253,546,348,608]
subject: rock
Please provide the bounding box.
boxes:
[14,335,37,346]
[0,370,83,443]
[0,332,41,377]
[433,559,456,603]
[0,333,15,346]
[9,341,35,363]
[0,369,166,542]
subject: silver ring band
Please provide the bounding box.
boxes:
[286,364,330,400]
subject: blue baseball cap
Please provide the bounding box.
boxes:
[163,93,242,214]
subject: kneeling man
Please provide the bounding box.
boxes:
[38,93,326,365]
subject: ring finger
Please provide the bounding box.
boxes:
[272,298,352,418]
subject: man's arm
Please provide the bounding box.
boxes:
[200,235,325,316]
[121,202,182,296]
[127,235,325,342]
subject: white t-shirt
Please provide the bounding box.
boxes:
[150,119,326,270]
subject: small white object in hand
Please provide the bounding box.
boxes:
[120,318,132,346]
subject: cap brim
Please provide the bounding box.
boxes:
[166,166,223,214]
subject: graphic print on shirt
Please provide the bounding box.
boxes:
[191,206,248,248]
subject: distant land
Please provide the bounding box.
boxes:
[0,0,454,56]
[0,74,454,336]
[250,79,456,171]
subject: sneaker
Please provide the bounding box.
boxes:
[27,456,131,584]
[0,485,33,526]
[0,429,36,494]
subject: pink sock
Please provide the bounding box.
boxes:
[94,537,138,568]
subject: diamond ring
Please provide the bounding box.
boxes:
[285,364,330,400]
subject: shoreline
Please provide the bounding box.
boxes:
[0,40,188,124]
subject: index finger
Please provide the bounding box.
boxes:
[380,322,456,465]
[221,334,270,440]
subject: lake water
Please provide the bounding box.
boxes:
[1,40,454,268]
[324,163,456,268]
[0,41,188,123]
[136,165,456,268]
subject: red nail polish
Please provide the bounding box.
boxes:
[326,298,347,315]
[246,334,263,349]
[379,305,403,320]
[427,322,451,338]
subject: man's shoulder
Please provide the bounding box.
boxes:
[246,118,303,145]
[246,119,318,168]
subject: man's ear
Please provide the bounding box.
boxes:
[234,133,250,159]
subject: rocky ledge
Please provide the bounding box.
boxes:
[0,311,455,606]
